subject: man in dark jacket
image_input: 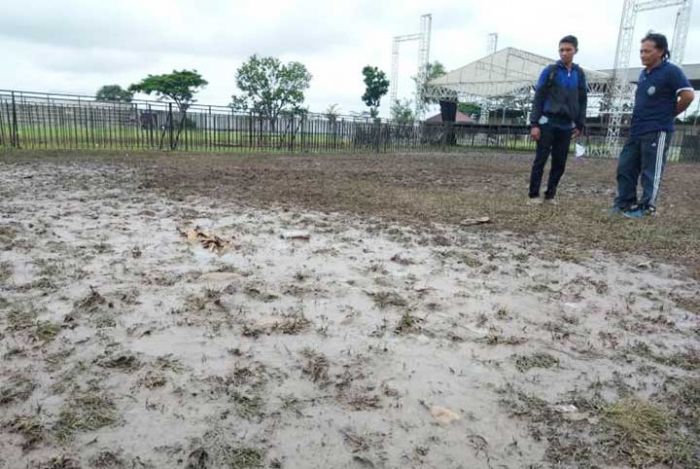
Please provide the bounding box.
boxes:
[528,35,587,204]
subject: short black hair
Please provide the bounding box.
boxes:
[641,31,671,61]
[559,35,578,49]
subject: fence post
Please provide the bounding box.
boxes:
[11,91,19,148]
[168,103,174,150]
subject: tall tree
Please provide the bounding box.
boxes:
[413,61,447,110]
[231,55,312,121]
[129,70,207,148]
[325,103,340,122]
[391,99,415,123]
[457,102,481,119]
[129,69,207,112]
[361,66,389,119]
[96,85,133,102]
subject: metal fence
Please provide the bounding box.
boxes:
[1,89,698,161]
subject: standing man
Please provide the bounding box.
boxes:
[528,35,588,205]
[613,32,695,218]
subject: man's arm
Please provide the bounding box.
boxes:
[675,89,695,116]
[530,67,550,127]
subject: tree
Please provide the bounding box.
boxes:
[129,70,207,149]
[129,69,208,112]
[391,99,415,124]
[413,61,447,109]
[231,55,312,121]
[361,66,389,119]
[458,102,481,120]
[325,103,340,122]
[96,85,132,102]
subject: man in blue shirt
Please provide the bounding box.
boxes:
[528,35,587,205]
[613,32,695,218]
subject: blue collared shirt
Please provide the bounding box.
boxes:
[631,60,692,138]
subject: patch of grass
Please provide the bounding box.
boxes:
[300,348,330,384]
[138,370,167,389]
[154,355,184,373]
[367,261,388,275]
[394,311,423,334]
[89,450,126,469]
[74,287,107,313]
[243,285,278,302]
[44,348,74,372]
[34,320,62,343]
[33,455,81,469]
[224,446,265,469]
[601,397,693,468]
[628,341,700,371]
[672,293,700,315]
[272,313,311,335]
[232,391,264,420]
[53,391,118,442]
[512,252,529,263]
[345,393,381,411]
[494,307,509,320]
[5,414,45,450]
[0,260,12,282]
[34,257,65,278]
[0,374,36,405]
[7,307,37,331]
[514,352,559,372]
[367,290,408,309]
[91,313,117,328]
[97,352,141,371]
[0,225,18,245]
[482,333,527,346]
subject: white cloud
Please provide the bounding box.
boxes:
[0,0,697,116]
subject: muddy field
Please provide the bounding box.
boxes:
[1,150,699,469]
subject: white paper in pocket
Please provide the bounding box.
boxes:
[575,143,586,158]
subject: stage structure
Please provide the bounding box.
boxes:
[605,0,693,157]
[425,47,612,136]
[389,14,432,119]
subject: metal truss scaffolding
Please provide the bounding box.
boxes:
[390,14,432,119]
[605,0,693,157]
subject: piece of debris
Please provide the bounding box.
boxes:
[430,405,461,425]
[281,230,311,241]
[459,217,491,227]
[552,404,578,413]
[178,226,230,253]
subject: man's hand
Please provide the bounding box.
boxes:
[530,127,541,141]
[572,128,582,139]
[675,89,695,116]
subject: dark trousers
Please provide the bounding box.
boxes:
[615,131,670,211]
[528,125,572,199]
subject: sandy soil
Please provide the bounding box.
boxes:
[0,152,698,469]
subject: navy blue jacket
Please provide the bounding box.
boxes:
[530,61,587,131]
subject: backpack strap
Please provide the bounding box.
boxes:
[545,64,558,90]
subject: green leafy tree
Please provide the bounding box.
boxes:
[96,85,133,102]
[361,66,389,119]
[391,99,415,123]
[129,69,207,112]
[414,61,447,109]
[458,102,481,119]
[325,103,340,122]
[231,55,312,121]
[129,70,207,148]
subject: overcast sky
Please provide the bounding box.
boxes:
[1,0,698,116]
